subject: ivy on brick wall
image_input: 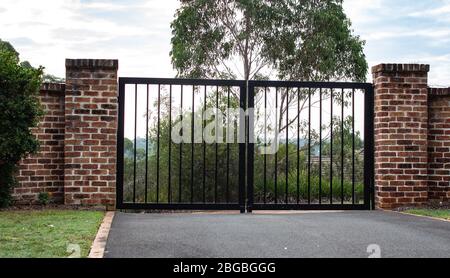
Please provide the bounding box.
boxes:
[0,39,44,207]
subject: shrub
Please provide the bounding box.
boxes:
[254,173,365,204]
[0,39,43,207]
[38,192,50,206]
[0,162,17,207]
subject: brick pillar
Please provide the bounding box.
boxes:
[372,64,429,209]
[65,59,118,208]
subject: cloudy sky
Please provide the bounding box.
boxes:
[1,0,450,86]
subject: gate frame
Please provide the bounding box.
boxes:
[116,78,375,212]
[246,81,374,212]
[116,78,247,212]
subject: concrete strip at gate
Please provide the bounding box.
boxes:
[189,210,345,215]
[89,211,115,258]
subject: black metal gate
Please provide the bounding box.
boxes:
[116,78,374,212]
[246,81,374,211]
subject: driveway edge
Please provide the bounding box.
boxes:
[88,211,115,258]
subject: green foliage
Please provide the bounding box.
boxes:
[253,132,364,204]
[0,39,18,57]
[0,39,44,207]
[0,162,16,208]
[322,115,364,183]
[42,74,65,83]
[38,192,50,206]
[254,172,364,204]
[170,0,368,81]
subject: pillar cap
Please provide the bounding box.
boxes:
[66,59,118,70]
[429,87,450,97]
[40,83,65,92]
[372,64,429,74]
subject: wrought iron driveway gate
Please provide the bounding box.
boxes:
[116,78,374,212]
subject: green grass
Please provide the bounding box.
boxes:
[405,209,450,220]
[0,210,104,258]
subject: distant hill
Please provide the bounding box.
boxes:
[124,137,155,158]
[255,138,321,156]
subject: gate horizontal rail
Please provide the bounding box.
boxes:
[119,77,244,87]
[248,80,372,90]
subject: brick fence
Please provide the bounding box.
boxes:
[15,83,66,204]
[372,64,449,208]
[14,59,118,209]
[13,60,450,209]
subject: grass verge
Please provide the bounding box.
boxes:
[0,210,104,258]
[404,209,450,221]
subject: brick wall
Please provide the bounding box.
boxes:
[14,83,65,204]
[428,88,450,202]
[372,64,430,209]
[64,59,118,207]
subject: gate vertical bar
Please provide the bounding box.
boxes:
[285,88,289,204]
[264,87,267,204]
[168,85,172,203]
[145,84,149,203]
[274,87,278,204]
[319,88,322,204]
[330,89,333,204]
[370,85,375,210]
[297,88,300,204]
[203,86,206,203]
[156,84,160,203]
[226,86,230,203]
[308,88,312,204]
[247,82,254,213]
[133,84,137,203]
[215,86,219,203]
[179,85,183,203]
[191,85,195,203]
[341,88,345,204]
[352,88,355,204]
[239,83,247,213]
[116,79,125,208]
[364,85,375,210]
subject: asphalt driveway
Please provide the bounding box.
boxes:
[104,211,450,258]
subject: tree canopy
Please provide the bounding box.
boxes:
[170,0,368,82]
